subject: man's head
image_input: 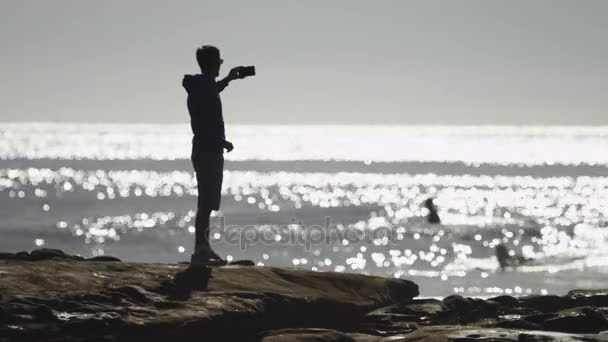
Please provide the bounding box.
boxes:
[196,45,223,78]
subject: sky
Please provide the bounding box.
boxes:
[1,0,607,125]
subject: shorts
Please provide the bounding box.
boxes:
[191,150,224,211]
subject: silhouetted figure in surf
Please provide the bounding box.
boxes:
[495,244,510,270]
[183,45,253,264]
[495,244,532,270]
[424,198,441,224]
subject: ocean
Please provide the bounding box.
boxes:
[1,123,607,297]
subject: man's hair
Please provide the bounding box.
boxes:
[196,45,221,70]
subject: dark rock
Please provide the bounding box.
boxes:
[570,294,608,308]
[385,279,419,304]
[264,267,418,306]
[87,256,122,262]
[261,328,355,342]
[487,295,520,307]
[105,285,151,303]
[493,318,542,330]
[360,321,418,337]
[568,289,608,296]
[28,249,84,261]
[346,333,382,342]
[522,312,558,324]
[227,259,255,266]
[391,326,601,341]
[2,249,607,341]
[366,306,421,322]
[543,307,608,334]
[360,307,420,336]
[443,295,497,323]
[151,300,183,309]
[443,295,473,312]
[518,295,574,313]
[1,249,85,262]
[31,304,55,322]
[0,252,14,259]
[59,311,126,339]
[15,251,30,259]
[366,299,450,327]
[498,306,543,317]
[400,299,448,317]
[544,314,607,334]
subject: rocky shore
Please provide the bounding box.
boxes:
[1,249,607,341]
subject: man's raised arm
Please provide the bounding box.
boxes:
[216,66,249,93]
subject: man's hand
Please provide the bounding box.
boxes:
[227,66,246,81]
[223,140,234,153]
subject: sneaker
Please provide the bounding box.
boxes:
[191,245,225,266]
[207,248,223,261]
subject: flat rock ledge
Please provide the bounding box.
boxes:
[0,249,606,341]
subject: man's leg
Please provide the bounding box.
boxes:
[191,152,224,263]
[193,207,223,262]
[192,163,215,261]
[194,207,212,252]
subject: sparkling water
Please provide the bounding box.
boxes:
[1,123,607,296]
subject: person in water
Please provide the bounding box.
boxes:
[424,198,441,224]
[182,45,251,264]
[495,244,532,270]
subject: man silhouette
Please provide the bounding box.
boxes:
[182,45,249,264]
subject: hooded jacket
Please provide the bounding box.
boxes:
[182,74,229,153]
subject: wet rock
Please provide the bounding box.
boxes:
[543,307,608,334]
[359,321,419,337]
[87,256,122,262]
[487,295,519,307]
[0,251,419,341]
[443,295,474,312]
[228,259,255,266]
[3,302,56,323]
[0,252,14,259]
[360,307,419,336]
[347,333,382,342]
[30,248,84,261]
[2,249,607,341]
[366,305,420,323]
[400,299,448,317]
[442,295,497,323]
[493,318,542,330]
[522,312,558,324]
[570,294,608,308]
[499,306,543,317]
[261,328,356,342]
[568,289,608,296]
[365,299,449,327]
[0,249,85,261]
[385,326,601,341]
[518,295,574,313]
[105,285,152,304]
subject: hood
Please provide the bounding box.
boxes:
[182,74,212,93]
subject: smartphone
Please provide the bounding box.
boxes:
[241,66,256,78]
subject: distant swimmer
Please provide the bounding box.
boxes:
[495,244,532,270]
[495,244,511,270]
[424,198,441,224]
